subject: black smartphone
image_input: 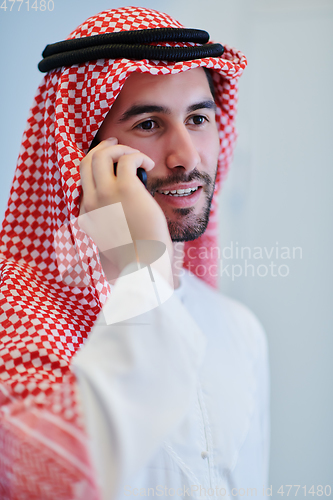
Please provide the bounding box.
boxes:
[88,136,147,188]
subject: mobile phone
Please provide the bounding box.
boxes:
[88,136,147,188]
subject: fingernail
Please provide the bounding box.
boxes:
[106,137,117,142]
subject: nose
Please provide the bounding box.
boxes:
[165,124,201,172]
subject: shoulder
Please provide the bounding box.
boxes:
[179,269,268,360]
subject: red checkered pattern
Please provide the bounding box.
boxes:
[0,6,246,498]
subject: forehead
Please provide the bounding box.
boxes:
[109,67,212,114]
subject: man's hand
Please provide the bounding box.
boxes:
[79,137,173,277]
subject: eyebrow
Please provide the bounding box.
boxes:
[188,100,216,113]
[117,100,216,123]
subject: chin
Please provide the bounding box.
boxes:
[171,233,205,242]
[164,185,215,242]
[167,208,210,242]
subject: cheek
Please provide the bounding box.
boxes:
[126,139,162,167]
[200,131,220,168]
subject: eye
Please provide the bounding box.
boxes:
[188,115,208,126]
[135,119,158,131]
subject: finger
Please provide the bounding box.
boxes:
[116,153,155,184]
[90,144,143,187]
[92,136,118,151]
[80,139,120,205]
[79,155,96,201]
[90,138,139,157]
[80,138,118,191]
[99,141,141,157]
[87,136,118,155]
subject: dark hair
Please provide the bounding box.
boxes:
[203,67,215,100]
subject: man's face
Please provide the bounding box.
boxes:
[96,67,220,241]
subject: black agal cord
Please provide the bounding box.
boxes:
[38,28,224,73]
[39,28,224,187]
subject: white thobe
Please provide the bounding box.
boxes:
[72,267,270,500]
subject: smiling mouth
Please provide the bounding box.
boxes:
[156,186,199,197]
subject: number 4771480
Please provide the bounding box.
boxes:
[277,485,331,496]
[1,0,54,11]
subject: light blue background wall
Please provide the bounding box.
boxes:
[1,0,332,490]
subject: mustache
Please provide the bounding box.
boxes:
[148,168,214,194]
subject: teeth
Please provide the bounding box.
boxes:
[158,187,199,196]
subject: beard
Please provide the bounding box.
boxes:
[148,166,217,242]
[165,198,212,242]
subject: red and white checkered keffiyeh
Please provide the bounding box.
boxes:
[0,6,247,499]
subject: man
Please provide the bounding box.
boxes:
[0,7,269,500]
[78,67,220,289]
